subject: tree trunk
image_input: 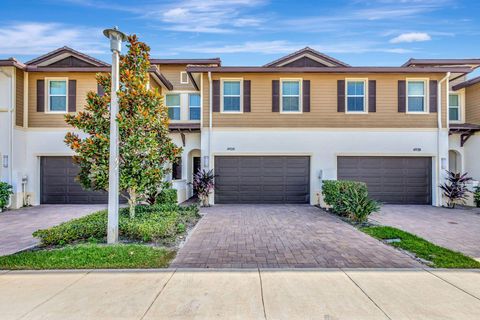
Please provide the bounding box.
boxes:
[128,191,137,219]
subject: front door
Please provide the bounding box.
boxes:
[193,157,201,195]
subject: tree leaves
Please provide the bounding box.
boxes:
[65,35,182,216]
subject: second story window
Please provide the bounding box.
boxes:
[449,93,460,122]
[407,80,426,113]
[166,94,181,120]
[47,79,67,112]
[281,80,301,112]
[346,80,366,112]
[189,93,201,120]
[222,80,242,112]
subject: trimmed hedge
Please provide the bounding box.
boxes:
[33,204,199,246]
[322,180,380,222]
[155,189,178,205]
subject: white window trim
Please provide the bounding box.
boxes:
[165,93,181,121]
[221,78,243,114]
[345,78,368,114]
[406,78,429,114]
[180,71,189,84]
[189,93,201,120]
[280,78,303,114]
[448,90,466,124]
[45,77,68,114]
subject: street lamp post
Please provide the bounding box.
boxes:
[103,27,127,244]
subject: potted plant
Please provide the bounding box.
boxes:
[191,169,215,207]
[439,171,473,208]
[0,182,13,212]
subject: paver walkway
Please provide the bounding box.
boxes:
[371,205,480,259]
[172,204,421,268]
[0,205,105,256]
[1,269,479,320]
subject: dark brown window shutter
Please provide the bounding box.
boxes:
[243,80,251,112]
[337,80,345,112]
[212,80,220,112]
[97,83,105,97]
[68,80,76,112]
[303,80,310,112]
[398,80,406,112]
[429,80,438,113]
[368,80,376,112]
[37,80,45,112]
[272,80,279,112]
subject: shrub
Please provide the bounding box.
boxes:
[322,180,379,222]
[439,171,473,208]
[154,188,178,205]
[474,186,480,208]
[191,169,215,207]
[33,204,199,246]
[0,182,13,211]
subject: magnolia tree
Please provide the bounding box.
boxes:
[65,35,182,218]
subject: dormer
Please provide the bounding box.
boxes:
[263,47,349,68]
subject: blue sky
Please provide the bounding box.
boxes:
[1,0,479,75]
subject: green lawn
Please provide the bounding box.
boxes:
[0,244,175,270]
[362,226,480,269]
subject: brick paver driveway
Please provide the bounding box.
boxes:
[0,205,105,256]
[172,204,422,268]
[371,205,480,259]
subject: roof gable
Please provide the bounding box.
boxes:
[25,46,109,67]
[264,47,349,67]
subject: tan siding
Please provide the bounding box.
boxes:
[466,82,480,124]
[203,73,448,128]
[15,68,24,127]
[28,72,98,128]
[149,75,162,94]
[158,65,197,91]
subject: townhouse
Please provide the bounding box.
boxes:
[0,47,479,208]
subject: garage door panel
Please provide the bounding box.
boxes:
[215,156,309,204]
[41,156,111,204]
[337,156,431,205]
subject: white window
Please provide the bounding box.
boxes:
[346,80,366,113]
[180,71,189,84]
[47,79,67,113]
[407,80,427,113]
[189,93,201,120]
[222,80,242,112]
[281,79,301,112]
[449,93,460,122]
[166,94,181,120]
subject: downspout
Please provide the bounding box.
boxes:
[208,71,212,170]
[0,68,14,208]
[436,72,450,206]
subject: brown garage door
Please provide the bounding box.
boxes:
[41,156,109,204]
[215,156,310,204]
[337,156,432,205]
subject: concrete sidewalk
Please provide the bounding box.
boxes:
[1,269,479,319]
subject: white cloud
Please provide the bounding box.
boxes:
[390,32,431,43]
[0,22,107,55]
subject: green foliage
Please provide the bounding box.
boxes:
[0,244,175,270]
[154,188,178,205]
[0,182,13,210]
[474,186,480,208]
[362,226,480,268]
[65,35,182,218]
[322,180,380,222]
[33,204,199,246]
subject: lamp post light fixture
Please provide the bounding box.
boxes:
[103,27,127,244]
